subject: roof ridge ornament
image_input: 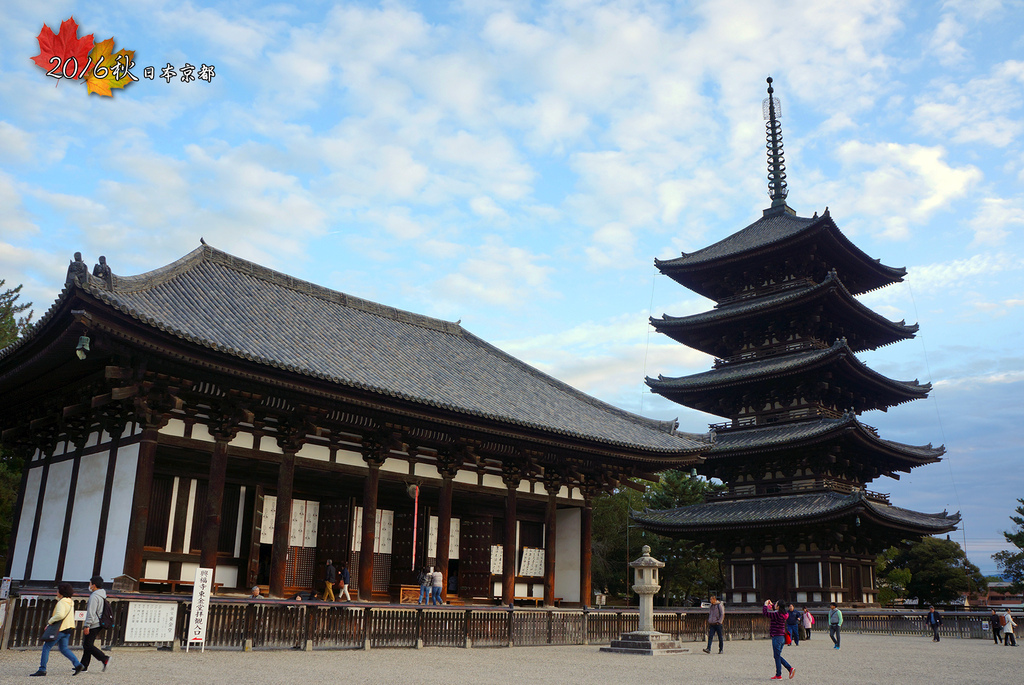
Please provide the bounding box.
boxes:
[762,76,795,217]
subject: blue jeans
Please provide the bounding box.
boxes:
[40,629,81,672]
[418,585,430,604]
[707,624,723,651]
[431,586,442,605]
[787,623,800,645]
[771,635,792,677]
[829,624,841,647]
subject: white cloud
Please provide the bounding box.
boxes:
[833,141,982,239]
[928,13,967,66]
[968,196,1024,246]
[912,61,1024,147]
[907,253,1021,290]
[0,172,38,236]
[431,237,552,308]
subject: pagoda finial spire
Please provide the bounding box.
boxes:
[763,76,790,214]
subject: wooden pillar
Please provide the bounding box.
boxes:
[269,449,296,598]
[501,468,521,606]
[580,497,593,608]
[123,423,158,580]
[200,437,231,576]
[543,477,560,607]
[358,460,381,600]
[436,475,454,602]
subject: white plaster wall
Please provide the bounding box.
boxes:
[191,423,214,442]
[413,463,440,479]
[297,443,330,462]
[336,449,364,467]
[454,470,476,485]
[380,457,408,474]
[100,443,139,580]
[84,431,101,449]
[259,436,283,454]
[32,460,73,580]
[63,452,109,582]
[481,474,503,490]
[145,560,169,580]
[229,432,253,449]
[159,419,187,437]
[215,564,239,588]
[554,508,581,603]
[10,468,42,580]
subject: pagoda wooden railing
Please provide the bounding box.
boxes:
[2,595,1010,650]
[710,406,845,432]
[713,339,828,368]
[712,479,890,504]
[717,277,818,306]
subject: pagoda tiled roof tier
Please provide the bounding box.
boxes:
[654,209,907,301]
[632,490,960,536]
[651,270,918,357]
[6,245,707,457]
[646,338,930,417]
[706,414,944,465]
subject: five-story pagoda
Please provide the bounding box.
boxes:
[633,79,959,607]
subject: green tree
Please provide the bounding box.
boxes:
[992,498,1024,592]
[0,280,33,570]
[0,279,34,349]
[875,546,912,606]
[886,536,986,605]
[590,469,725,605]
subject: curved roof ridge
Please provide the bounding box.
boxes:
[104,243,463,336]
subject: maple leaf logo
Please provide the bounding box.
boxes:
[85,38,136,97]
[31,17,94,81]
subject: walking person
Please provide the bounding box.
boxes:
[31,583,84,676]
[828,602,843,650]
[417,567,431,605]
[801,606,813,641]
[79,576,111,673]
[990,608,1003,645]
[702,595,725,654]
[926,606,942,642]
[763,599,795,680]
[322,559,337,601]
[337,562,351,601]
[786,604,802,645]
[430,565,444,605]
[1003,609,1017,646]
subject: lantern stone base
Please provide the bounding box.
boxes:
[600,630,692,655]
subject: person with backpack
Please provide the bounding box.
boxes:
[1003,609,1018,646]
[79,575,112,672]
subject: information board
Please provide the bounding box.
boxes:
[124,602,177,642]
[186,567,214,651]
[519,547,545,577]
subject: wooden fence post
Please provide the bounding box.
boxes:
[507,608,514,648]
[363,607,371,650]
[464,609,472,649]
[415,608,424,649]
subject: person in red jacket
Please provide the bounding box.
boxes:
[763,599,795,680]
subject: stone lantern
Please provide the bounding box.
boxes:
[600,545,690,655]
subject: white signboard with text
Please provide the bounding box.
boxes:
[186,567,214,652]
[124,602,177,642]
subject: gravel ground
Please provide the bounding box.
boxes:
[0,633,1019,684]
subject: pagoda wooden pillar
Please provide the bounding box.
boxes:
[269,448,296,598]
[580,495,593,608]
[501,466,522,606]
[124,422,160,581]
[200,434,232,577]
[543,475,561,607]
[359,449,386,600]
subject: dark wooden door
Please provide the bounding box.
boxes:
[459,516,493,598]
[761,564,788,604]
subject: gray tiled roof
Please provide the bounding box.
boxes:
[657,211,818,268]
[632,490,959,532]
[653,270,918,344]
[72,245,707,455]
[707,415,944,461]
[647,338,930,397]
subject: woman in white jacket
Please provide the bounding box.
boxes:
[31,582,85,676]
[1004,609,1018,646]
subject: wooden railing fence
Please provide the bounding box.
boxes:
[3,596,1016,652]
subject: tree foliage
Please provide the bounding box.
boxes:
[0,280,33,570]
[591,469,725,605]
[1,279,34,349]
[875,546,911,606]
[883,537,986,606]
[992,498,1024,592]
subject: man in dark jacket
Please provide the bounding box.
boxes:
[702,595,725,654]
[785,604,802,645]
[926,606,942,642]
[990,608,1002,644]
[323,559,337,601]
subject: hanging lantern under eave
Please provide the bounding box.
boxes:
[75,335,90,360]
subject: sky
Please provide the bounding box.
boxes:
[0,0,1022,576]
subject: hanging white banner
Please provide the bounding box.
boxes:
[186,567,214,652]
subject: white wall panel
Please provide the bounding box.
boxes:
[100,443,139,580]
[10,468,42,580]
[32,460,73,580]
[554,508,581,603]
[63,452,109,582]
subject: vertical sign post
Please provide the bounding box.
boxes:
[186,568,213,652]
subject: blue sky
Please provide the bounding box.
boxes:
[1,1,1022,575]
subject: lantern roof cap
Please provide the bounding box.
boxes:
[630,545,665,568]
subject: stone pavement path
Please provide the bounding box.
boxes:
[0,633,1018,684]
